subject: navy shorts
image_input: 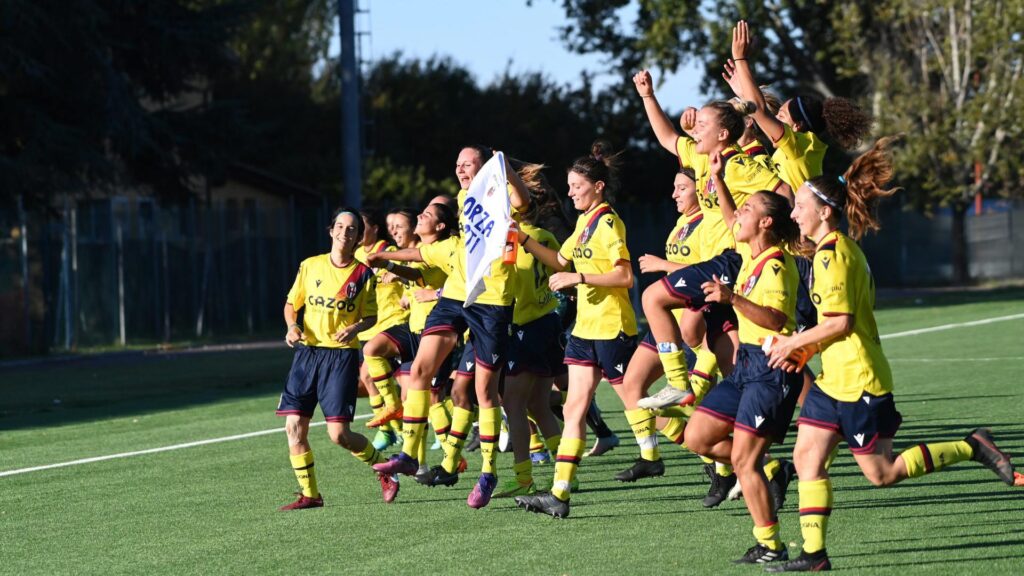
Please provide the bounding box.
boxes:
[697,344,802,443]
[397,332,453,389]
[564,332,637,384]
[661,250,743,310]
[377,323,416,361]
[508,313,568,377]
[639,329,697,370]
[798,384,903,454]
[276,346,359,422]
[423,297,512,371]
[794,256,817,332]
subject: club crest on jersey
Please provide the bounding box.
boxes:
[742,274,758,296]
[579,227,592,245]
[345,282,358,299]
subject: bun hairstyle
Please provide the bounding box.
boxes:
[805,135,901,240]
[570,139,622,201]
[787,95,871,151]
[705,100,755,144]
[328,206,365,238]
[359,207,393,244]
[427,201,459,240]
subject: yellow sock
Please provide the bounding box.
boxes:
[429,402,451,441]
[366,355,402,409]
[527,417,545,452]
[753,522,784,552]
[551,437,585,501]
[763,457,781,482]
[798,479,832,554]
[289,451,319,498]
[442,407,474,473]
[657,345,691,391]
[369,394,385,422]
[900,441,973,478]
[823,445,839,470]
[479,407,500,475]
[417,430,427,464]
[544,433,562,455]
[625,408,660,461]
[659,416,686,447]
[443,397,454,415]
[399,389,430,461]
[692,345,718,381]
[352,442,385,467]
[513,459,533,486]
[699,455,714,465]
[716,462,733,477]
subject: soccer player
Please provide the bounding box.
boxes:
[362,209,419,430]
[763,137,1017,572]
[514,152,638,518]
[276,207,398,509]
[684,150,803,565]
[370,146,529,509]
[722,20,871,191]
[494,163,566,498]
[615,167,703,483]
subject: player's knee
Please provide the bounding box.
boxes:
[284,419,306,445]
[328,428,353,449]
[682,427,710,455]
[641,283,666,312]
[862,467,897,487]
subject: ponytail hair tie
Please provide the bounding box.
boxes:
[838,175,847,185]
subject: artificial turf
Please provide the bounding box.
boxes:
[2,290,1023,575]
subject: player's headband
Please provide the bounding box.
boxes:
[795,96,816,132]
[806,181,843,210]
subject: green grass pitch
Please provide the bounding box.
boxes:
[2,289,1023,575]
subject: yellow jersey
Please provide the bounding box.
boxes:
[771,124,827,190]
[419,235,515,306]
[665,211,705,266]
[741,140,777,175]
[676,137,784,257]
[453,187,518,306]
[811,230,893,402]
[735,244,798,345]
[358,245,410,340]
[286,254,377,349]
[513,222,560,325]
[558,202,637,339]
[355,239,388,266]
[407,259,448,334]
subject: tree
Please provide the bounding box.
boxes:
[550,0,1024,284]
[0,0,251,208]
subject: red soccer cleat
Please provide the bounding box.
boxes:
[279,493,324,511]
[379,472,400,503]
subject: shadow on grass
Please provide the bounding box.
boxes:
[0,346,296,431]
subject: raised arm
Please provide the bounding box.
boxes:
[710,152,738,230]
[722,20,785,143]
[633,70,683,154]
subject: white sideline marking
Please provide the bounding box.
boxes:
[880,312,1024,340]
[3,312,1022,478]
[0,414,371,478]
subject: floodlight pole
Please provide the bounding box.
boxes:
[338,0,362,209]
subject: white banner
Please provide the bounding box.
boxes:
[463,151,510,307]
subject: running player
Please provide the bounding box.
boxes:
[514,152,638,518]
[370,146,529,509]
[764,138,1017,572]
[276,207,399,509]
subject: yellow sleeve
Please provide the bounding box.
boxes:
[755,257,790,312]
[604,216,630,263]
[774,124,801,159]
[361,273,378,319]
[419,237,451,270]
[675,136,697,168]
[558,231,577,262]
[286,261,305,309]
[813,251,854,315]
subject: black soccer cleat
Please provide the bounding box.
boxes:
[733,543,788,564]
[764,549,831,572]
[702,463,738,508]
[769,459,797,513]
[965,428,1015,485]
[614,458,665,482]
[514,491,570,519]
[416,465,459,487]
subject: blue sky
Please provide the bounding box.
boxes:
[348,0,706,109]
